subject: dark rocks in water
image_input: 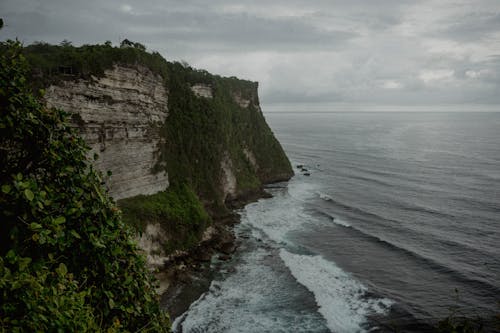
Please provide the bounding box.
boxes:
[301,168,308,172]
[218,254,231,261]
[218,241,236,255]
[296,164,303,169]
[303,172,311,176]
[261,190,273,199]
[193,248,213,262]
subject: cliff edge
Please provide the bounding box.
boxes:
[24,42,293,272]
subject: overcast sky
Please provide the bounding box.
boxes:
[1,0,500,111]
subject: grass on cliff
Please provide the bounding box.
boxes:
[118,184,211,254]
[19,40,169,91]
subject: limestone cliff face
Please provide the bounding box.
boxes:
[26,43,293,296]
[44,65,169,200]
[40,59,293,207]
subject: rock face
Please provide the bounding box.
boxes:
[190,84,213,98]
[44,65,169,200]
[42,60,293,204]
[26,43,294,298]
[232,91,252,108]
[220,152,237,200]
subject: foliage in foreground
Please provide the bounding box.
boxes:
[119,184,211,254]
[0,39,170,332]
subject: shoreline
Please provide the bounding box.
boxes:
[157,187,274,320]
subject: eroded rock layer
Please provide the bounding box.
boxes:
[45,65,169,200]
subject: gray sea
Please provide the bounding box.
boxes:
[174,112,500,332]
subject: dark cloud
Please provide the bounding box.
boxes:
[432,12,500,42]
[1,0,499,109]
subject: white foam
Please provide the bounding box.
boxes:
[241,182,318,244]
[279,249,392,333]
[174,248,326,332]
[332,217,351,228]
[176,178,393,332]
[318,192,334,202]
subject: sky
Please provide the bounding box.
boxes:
[1,0,500,111]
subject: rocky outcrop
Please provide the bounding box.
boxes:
[190,84,213,99]
[220,152,237,200]
[44,65,169,200]
[243,147,258,171]
[232,91,251,108]
[136,223,169,270]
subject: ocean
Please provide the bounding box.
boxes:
[173,112,500,332]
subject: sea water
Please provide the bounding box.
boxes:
[174,112,500,332]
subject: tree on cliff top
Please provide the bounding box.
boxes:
[0,35,170,331]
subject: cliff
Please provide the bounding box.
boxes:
[44,64,169,200]
[160,62,293,207]
[23,42,293,265]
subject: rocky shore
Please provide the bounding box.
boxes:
[158,188,273,319]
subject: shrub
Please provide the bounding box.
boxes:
[0,39,170,332]
[119,184,211,254]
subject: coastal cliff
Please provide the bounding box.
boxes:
[23,42,293,275]
[44,64,169,200]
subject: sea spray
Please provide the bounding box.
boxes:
[279,249,392,333]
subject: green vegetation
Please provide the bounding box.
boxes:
[21,41,292,213]
[119,184,211,254]
[19,40,169,91]
[159,61,292,210]
[20,40,291,258]
[0,39,170,332]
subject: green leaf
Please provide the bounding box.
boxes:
[24,189,34,201]
[29,222,42,231]
[1,184,11,194]
[5,249,16,263]
[18,257,32,271]
[70,230,81,239]
[93,184,105,203]
[56,263,67,277]
[108,298,115,309]
[54,216,66,225]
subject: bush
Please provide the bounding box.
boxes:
[0,39,170,332]
[119,184,211,254]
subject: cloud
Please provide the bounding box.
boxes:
[419,69,455,84]
[380,80,403,89]
[120,4,133,14]
[1,0,499,108]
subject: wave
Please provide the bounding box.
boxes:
[315,191,500,264]
[315,192,403,227]
[311,206,500,297]
[241,182,320,245]
[174,248,330,333]
[279,249,392,333]
[315,191,475,228]
[312,207,352,228]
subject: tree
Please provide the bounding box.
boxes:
[120,38,134,48]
